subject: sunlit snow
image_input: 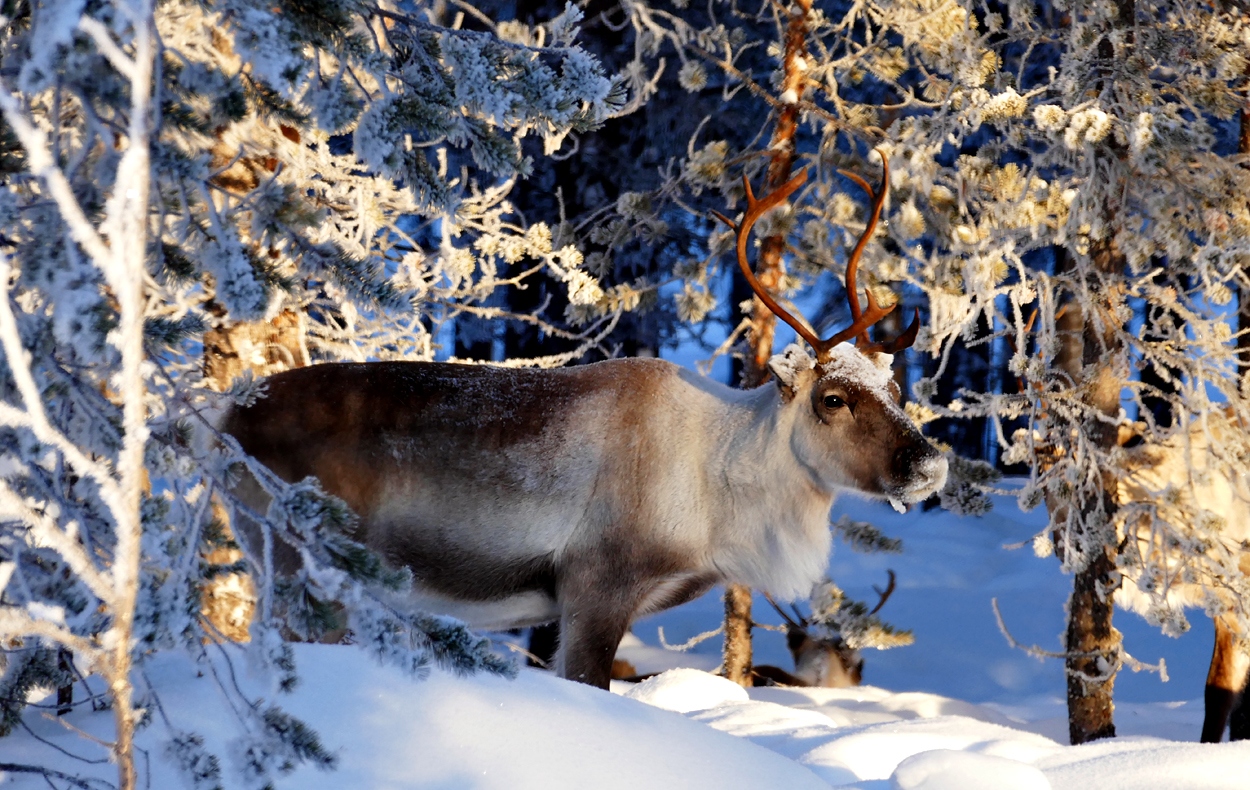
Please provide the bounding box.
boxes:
[3,493,1244,790]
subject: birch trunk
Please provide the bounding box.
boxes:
[104,4,156,785]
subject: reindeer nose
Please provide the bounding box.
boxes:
[893,439,948,493]
[891,441,927,479]
[920,449,948,489]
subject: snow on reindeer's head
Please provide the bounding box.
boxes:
[712,151,946,508]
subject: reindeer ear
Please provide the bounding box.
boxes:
[867,352,894,372]
[768,344,816,403]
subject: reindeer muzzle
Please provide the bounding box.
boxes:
[891,442,948,503]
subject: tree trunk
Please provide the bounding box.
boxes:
[1138,268,1184,429]
[1051,0,1135,745]
[56,648,72,716]
[108,8,157,786]
[723,0,812,687]
[1064,516,1121,744]
[201,306,310,642]
[1238,102,1250,373]
[1062,234,1128,745]
[722,584,755,685]
[203,305,310,391]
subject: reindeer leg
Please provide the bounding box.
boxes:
[555,597,635,689]
[1231,558,1250,741]
[526,623,560,668]
[1230,680,1250,741]
[1202,612,1249,742]
[553,564,646,689]
[1226,629,1250,741]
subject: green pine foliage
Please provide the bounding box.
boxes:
[0,647,71,736]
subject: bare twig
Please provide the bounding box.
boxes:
[41,712,117,749]
[658,625,723,652]
[991,597,1167,679]
[494,640,551,669]
[0,763,114,790]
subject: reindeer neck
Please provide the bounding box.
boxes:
[699,383,836,599]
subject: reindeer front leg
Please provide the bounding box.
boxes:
[554,566,646,689]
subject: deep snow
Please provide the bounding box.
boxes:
[4,644,1246,790]
[2,494,1246,789]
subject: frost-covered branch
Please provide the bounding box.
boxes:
[991,598,1167,681]
[0,87,114,268]
[1,1,632,787]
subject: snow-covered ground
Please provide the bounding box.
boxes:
[3,494,1245,789]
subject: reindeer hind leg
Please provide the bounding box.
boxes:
[1227,632,1250,741]
[1202,612,1250,742]
[526,622,559,668]
[1230,682,1250,741]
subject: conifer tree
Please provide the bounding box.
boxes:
[0,0,627,786]
[6,0,1246,771]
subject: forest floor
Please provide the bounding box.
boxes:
[3,492,1247,789]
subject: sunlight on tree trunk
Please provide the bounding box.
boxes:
[1047,284,1120,744]
[722,584,754,686]
[101,5,156,785]
[203,307,311,392]
[1061,0,1134,743]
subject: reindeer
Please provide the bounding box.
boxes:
[219,159,948,689]
[751,570,898,688]
[1113,413,1250,742]
[1006,312,1250,741]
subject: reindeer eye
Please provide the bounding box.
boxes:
[823,394,845,410]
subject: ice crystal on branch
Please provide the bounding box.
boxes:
[834,516,903,555]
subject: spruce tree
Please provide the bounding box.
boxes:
[0,0,626,786]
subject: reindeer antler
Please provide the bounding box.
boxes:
[868,569,896,616]
[712,152,917,365]
[763,592,806,630]
[836,155,921,355]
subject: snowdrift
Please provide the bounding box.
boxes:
[4,496,1246,789]
[4,644,1249,790]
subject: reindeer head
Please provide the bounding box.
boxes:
[762,572,898,688]
[787,626,863,688]
[713,155,947,506]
